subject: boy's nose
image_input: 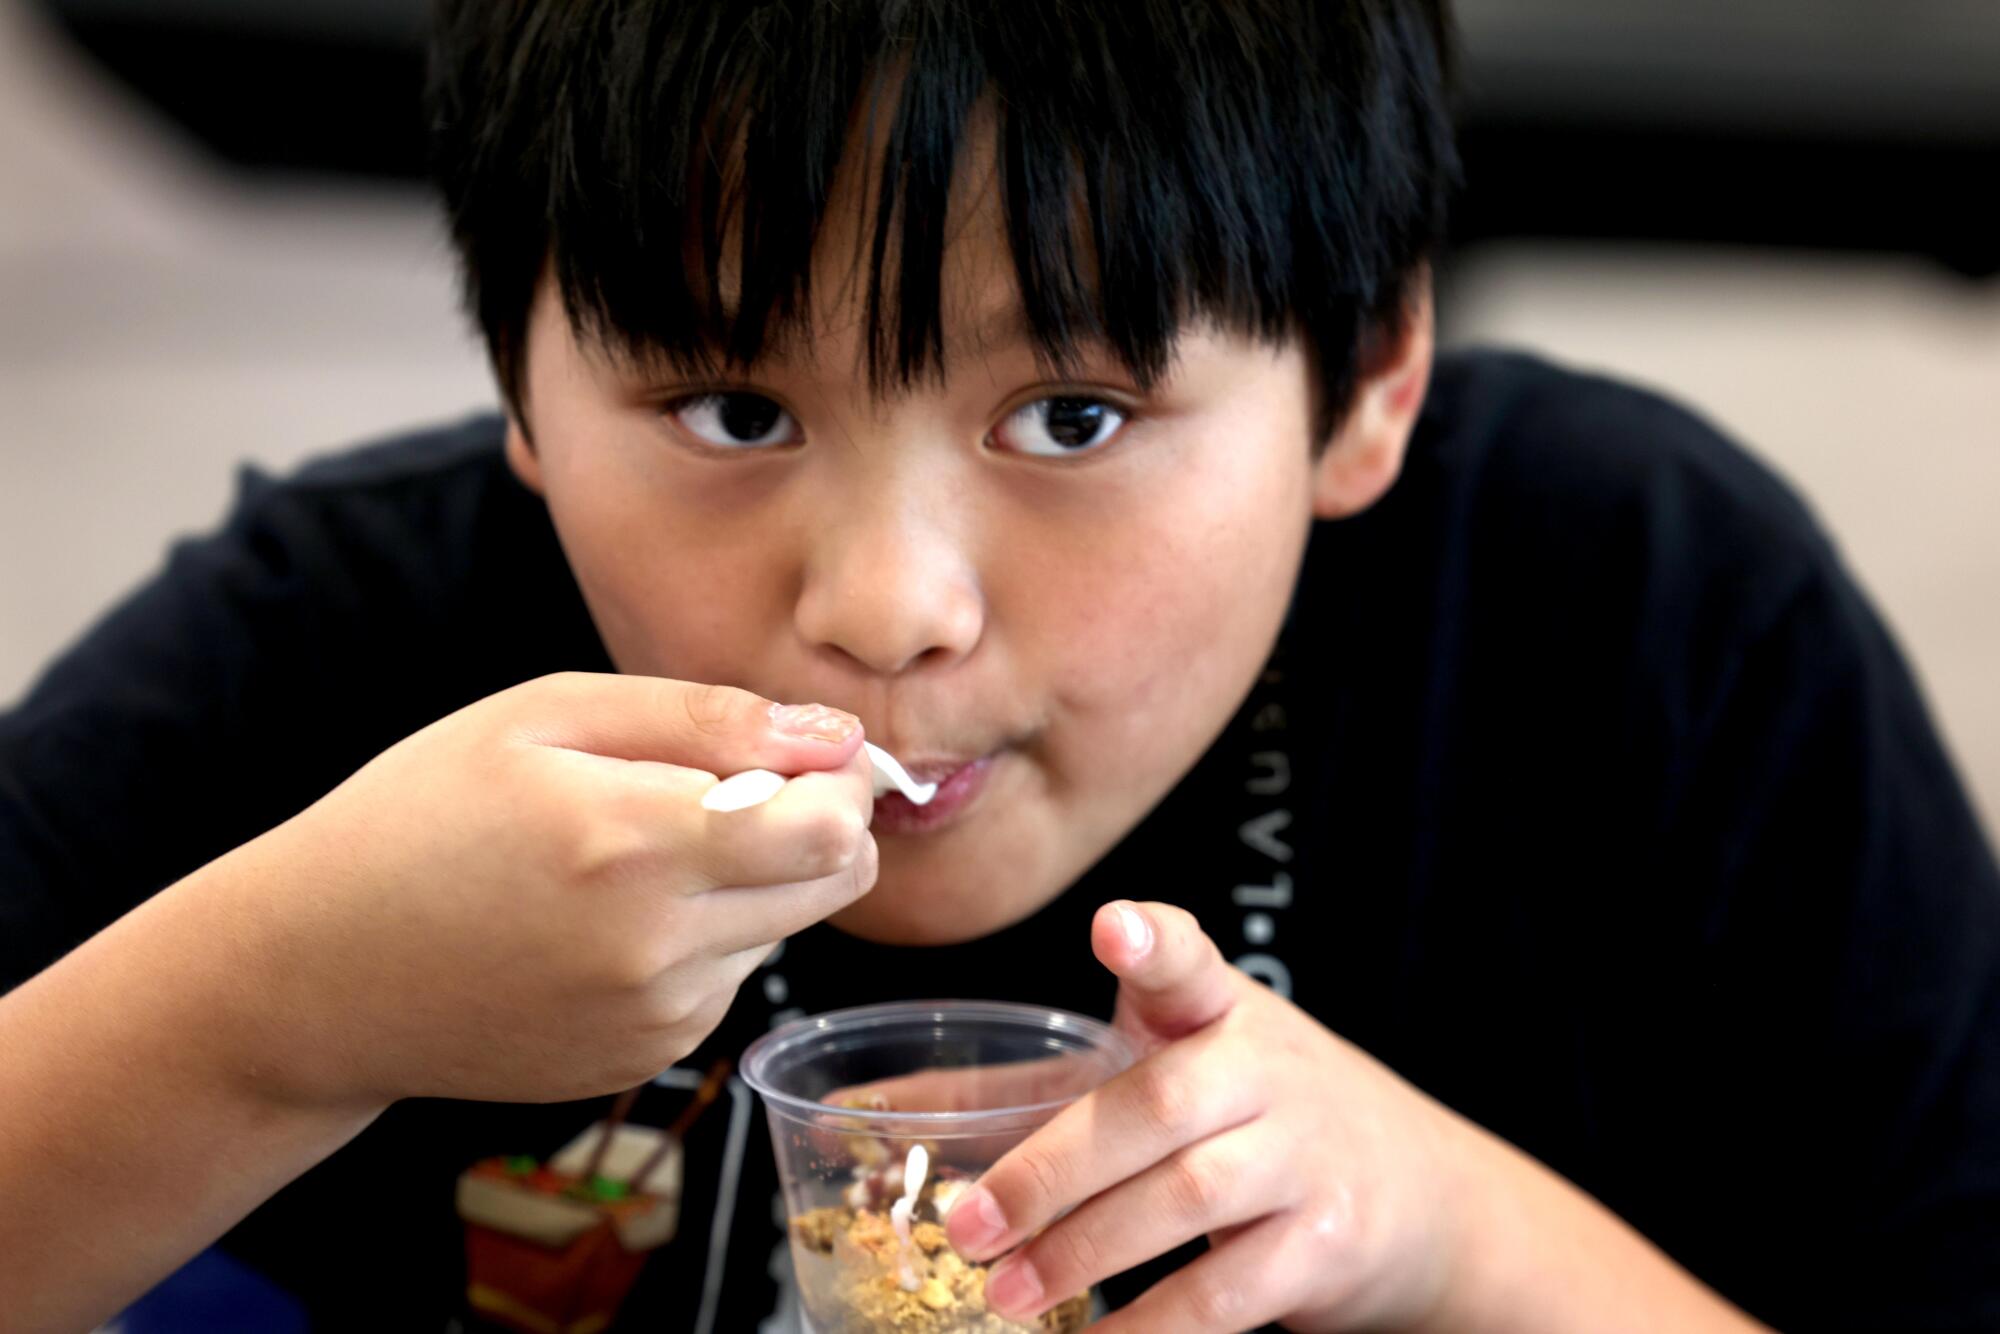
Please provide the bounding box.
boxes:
[792,505,986,676]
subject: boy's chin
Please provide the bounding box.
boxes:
[826,862,1063,947]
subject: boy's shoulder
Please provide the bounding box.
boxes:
[245,411,511,512]
[125,410,586,699]
[212,411,533,596]
[1405,347,1838,627]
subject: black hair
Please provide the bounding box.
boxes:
[428,0,1459,441]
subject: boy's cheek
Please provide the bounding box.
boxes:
[1034,513,1307,730]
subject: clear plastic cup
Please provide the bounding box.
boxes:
[742,1001,1134,1334]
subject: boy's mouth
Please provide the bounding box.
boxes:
[870,753,998,835]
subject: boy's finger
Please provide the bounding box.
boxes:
[980,1129,1279,1325]
[694,843,880,954]
[547,745,873,894]
[514,671,864,775]
[806,1053,1113,1171]
[1094,901,1241,1042]
[1088,1211,1304,1334]
[826,1052,1107,1116]
[690,763,876,889]
[944,1028,1260,1262]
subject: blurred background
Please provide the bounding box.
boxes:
[2,0,1996,847]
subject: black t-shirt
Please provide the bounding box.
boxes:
[4,349,1997,1332]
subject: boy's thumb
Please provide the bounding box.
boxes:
[1093,900,1240,1043]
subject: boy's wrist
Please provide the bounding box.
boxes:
[1408,1113,1524,1332]
[160,832,389,1120]
[1415,1120,1766,1334]
[1407,1118,1616,1334]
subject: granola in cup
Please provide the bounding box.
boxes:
[743,1002,1132,1333]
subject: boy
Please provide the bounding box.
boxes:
[3,1,1997,1330]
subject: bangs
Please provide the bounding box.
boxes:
[430,0,1459,430]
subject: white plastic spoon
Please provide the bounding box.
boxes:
[890,1142,929,1291]
[861,742,939,805]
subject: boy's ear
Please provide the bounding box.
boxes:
[1311,270,1434,520]
[504,414,546,496]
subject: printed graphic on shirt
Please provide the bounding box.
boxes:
[1233,664,1297,1001]
[451,1065,755,1334]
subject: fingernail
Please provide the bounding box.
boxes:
[946,1184,1008,1256]
[769,702,859,743]
[985,1254,1044,1318]
[1114,902,1152,957]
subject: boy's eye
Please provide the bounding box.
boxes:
[991,396,1128,457]
[667,392,799,449]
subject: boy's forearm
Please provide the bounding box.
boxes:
[1426,1124,1772,1334]
[0,860,381,1333]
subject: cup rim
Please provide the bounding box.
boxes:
[740,999,1132,1126]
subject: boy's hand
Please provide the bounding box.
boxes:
[211,672,875,1109]
[943,901,1470,1332]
